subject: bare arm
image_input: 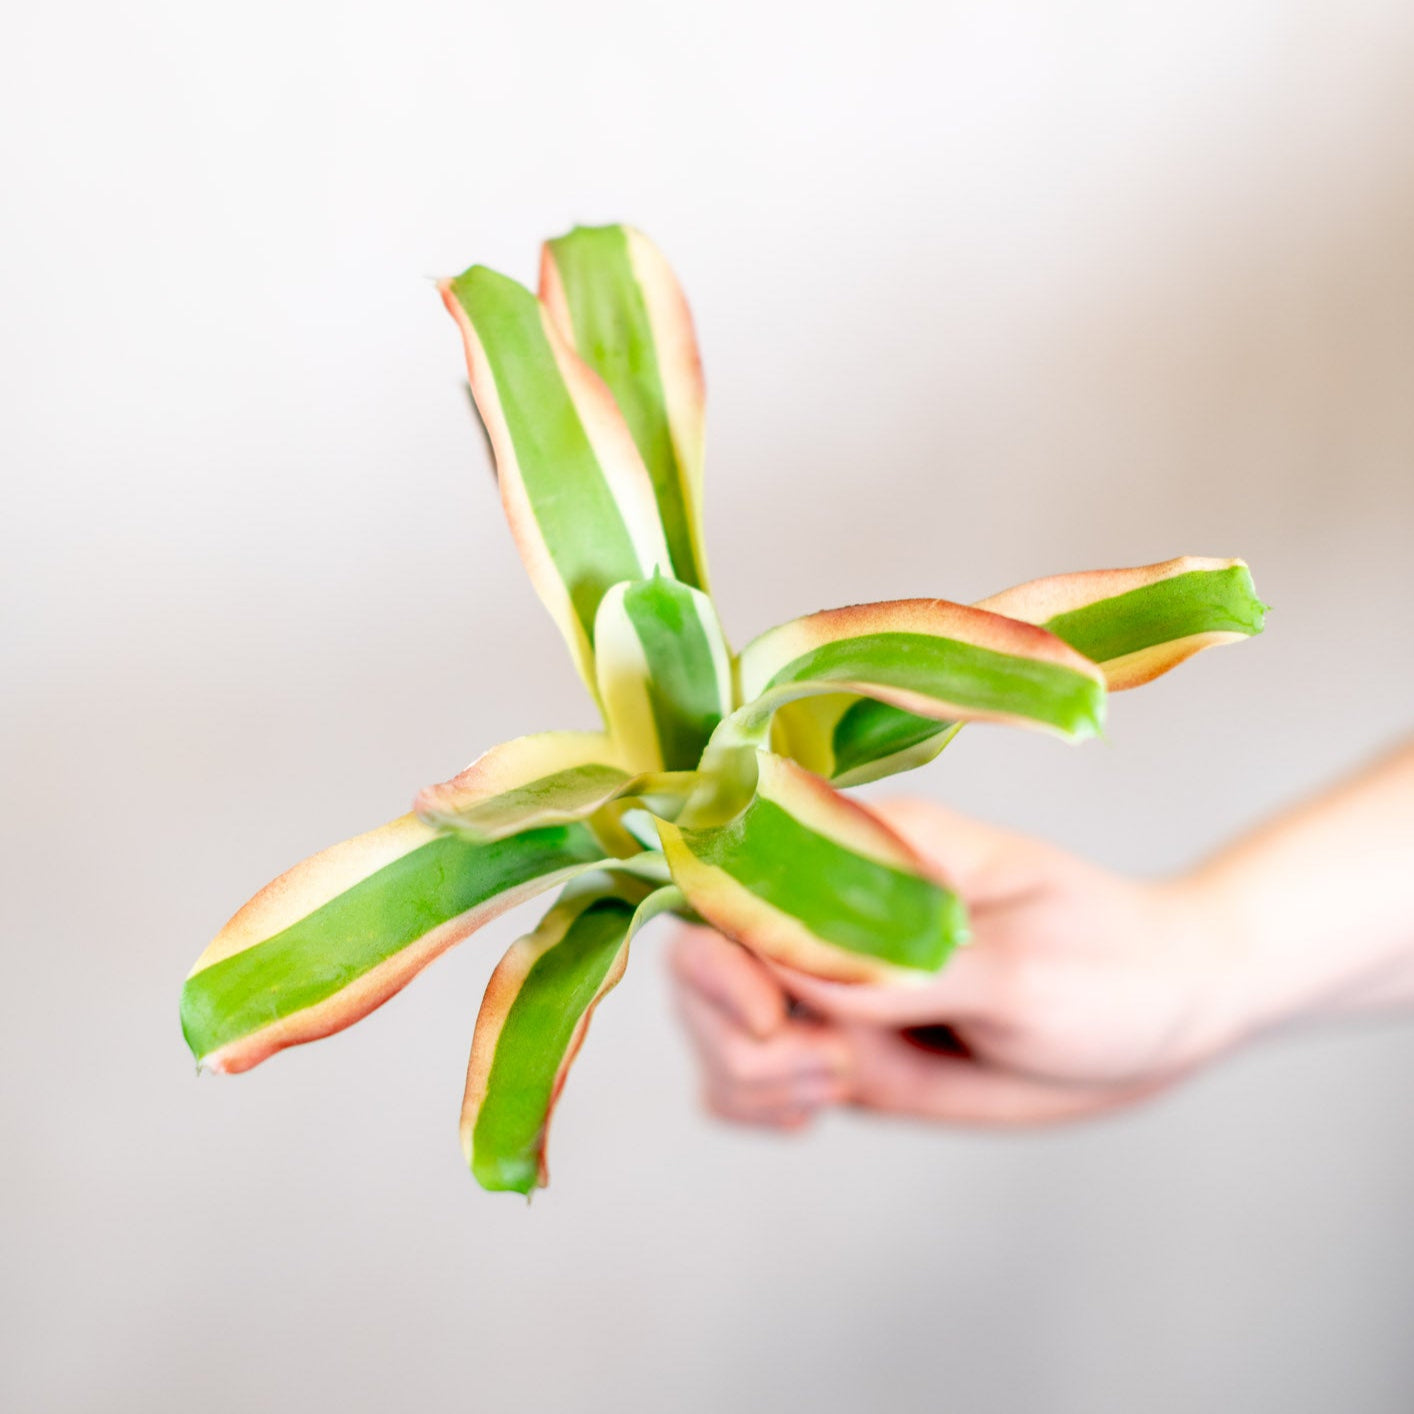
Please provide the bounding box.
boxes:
[1197,740,1414,1028]
[669,740,1414,1129]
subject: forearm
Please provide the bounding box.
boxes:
[1184,739,1414,1035]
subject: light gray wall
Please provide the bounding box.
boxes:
[4,3,1413,1411]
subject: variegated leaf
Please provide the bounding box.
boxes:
[735,597,1105,743]
[540,225,709,591]
[657,751,967,984]
[415,731,633,841]
[594,575,733,773]
[775,558,1266,786]
[180,815,606,1074]
[462,878,683,1194]
[979,556,1266,689]
[440,264,671,690]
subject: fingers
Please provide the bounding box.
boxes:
[675,992,851,1127]
[668,800,1059,1036]
[670,927,852,1129]
[764,945,1003,1028]
[670,924,790,1038]
[748,798,1064,1028]
[670,922,1167,1129]
[844,1025,1166,1126]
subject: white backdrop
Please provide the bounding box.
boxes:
[4,3,1414,1410]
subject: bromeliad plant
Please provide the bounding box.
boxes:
[181,224,1266,1194]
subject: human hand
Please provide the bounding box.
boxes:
[669,798,1249,1130]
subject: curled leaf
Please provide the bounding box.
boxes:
[594,576,733,773]
[415,732,633,841]
[657,752,967,984]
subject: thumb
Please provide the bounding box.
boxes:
[766,942,1004,1028]
[843,1024,1165,1124]
[752,800,1028,1026]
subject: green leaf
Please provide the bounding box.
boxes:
[774,558,1266,785]
[180,815,607,1074]
[594,575,733,772]
[657,751,967,983]
[736,597,1106,742]
[440,264,671,691]
[463,878,683,1194]
[981,557,1267,688]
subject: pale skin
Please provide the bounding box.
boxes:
[670,741,1414,1129]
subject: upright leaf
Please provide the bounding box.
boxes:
[737,598,1106,741]
[180,815,606,1074]
[440,265,671,690]
[541,225,709,590]
[594,576,733,773]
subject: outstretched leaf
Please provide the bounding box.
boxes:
[736,598,1106,741]
[440,265,671,690]
[463,878,682,1194]
[979,556,1266,689]
[180,816,606,1074]
[777,558,1266,785]
[416,731,632,841]
[594,576,733,773]
[657,751,967,984]
[540,225,709,591]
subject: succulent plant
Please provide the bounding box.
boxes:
[180,225,1266,1194]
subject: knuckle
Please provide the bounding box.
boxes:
[720,1036,771,1084]
[703,1086,766,1127]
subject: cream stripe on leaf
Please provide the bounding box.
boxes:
[594,576,734,774]
[540,225,709,591]
[658,751,968,985]
[439,265,671,693]
[180,814,609,1075]
[462,878,683,1194]
[772,559,1267,786]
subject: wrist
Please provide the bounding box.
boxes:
[1148,871,1277,1057]
[1165,866,1297,1045]
[1172,743,1414,1037]
[1173,855,1414,1042]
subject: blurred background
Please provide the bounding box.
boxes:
[4,2,1413,1410]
